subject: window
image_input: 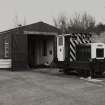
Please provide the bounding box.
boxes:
[96,48,104,58]
[42,40,47,56]
[58,36,63,46]
[4,39,9,58]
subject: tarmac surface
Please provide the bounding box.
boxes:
[0,68,105,105]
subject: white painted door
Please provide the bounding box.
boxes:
[57,36,65,61]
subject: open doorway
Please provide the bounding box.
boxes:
[28,35,55,68]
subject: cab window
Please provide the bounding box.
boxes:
[58,36,63,46]
[96,48,104,58]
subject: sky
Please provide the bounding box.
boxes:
[0,0,105,31]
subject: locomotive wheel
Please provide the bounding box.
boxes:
[95,72,104,78]
[84,70,90,77]
[78,69,83,76]
[78,69,90,77]
[63,68,70,75]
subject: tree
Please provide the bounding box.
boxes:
[68,13,95,33]
[94,22,105,34]
[53,14,68,33]
[53,12,96,33]
[13,15,20,28]
[13,14,27,28]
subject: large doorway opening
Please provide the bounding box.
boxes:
[28,35,55,68]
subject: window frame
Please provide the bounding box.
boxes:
[96,48,104,58]
[4,39,9,58]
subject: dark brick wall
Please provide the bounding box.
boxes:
[11,34,28,70]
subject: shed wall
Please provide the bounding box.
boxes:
[12,34,28,70]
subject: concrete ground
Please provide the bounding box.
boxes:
[0,68,105,105]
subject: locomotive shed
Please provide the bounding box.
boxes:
[0,21,59,70]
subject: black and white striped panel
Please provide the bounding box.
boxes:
[69,33,91,62]
[70,38,76,61]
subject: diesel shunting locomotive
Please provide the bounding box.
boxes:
[56,34,105,77]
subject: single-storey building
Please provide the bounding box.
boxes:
[0,21,60,70]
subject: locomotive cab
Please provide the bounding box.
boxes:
[90,43,105,75]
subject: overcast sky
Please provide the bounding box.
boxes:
[0,0,105,31]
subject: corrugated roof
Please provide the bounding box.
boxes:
[23,21,60,33]
[0,21,60,35]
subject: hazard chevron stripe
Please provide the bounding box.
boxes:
[69,33,91,62]
[70,39,76,61]
[70,38,75,47]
